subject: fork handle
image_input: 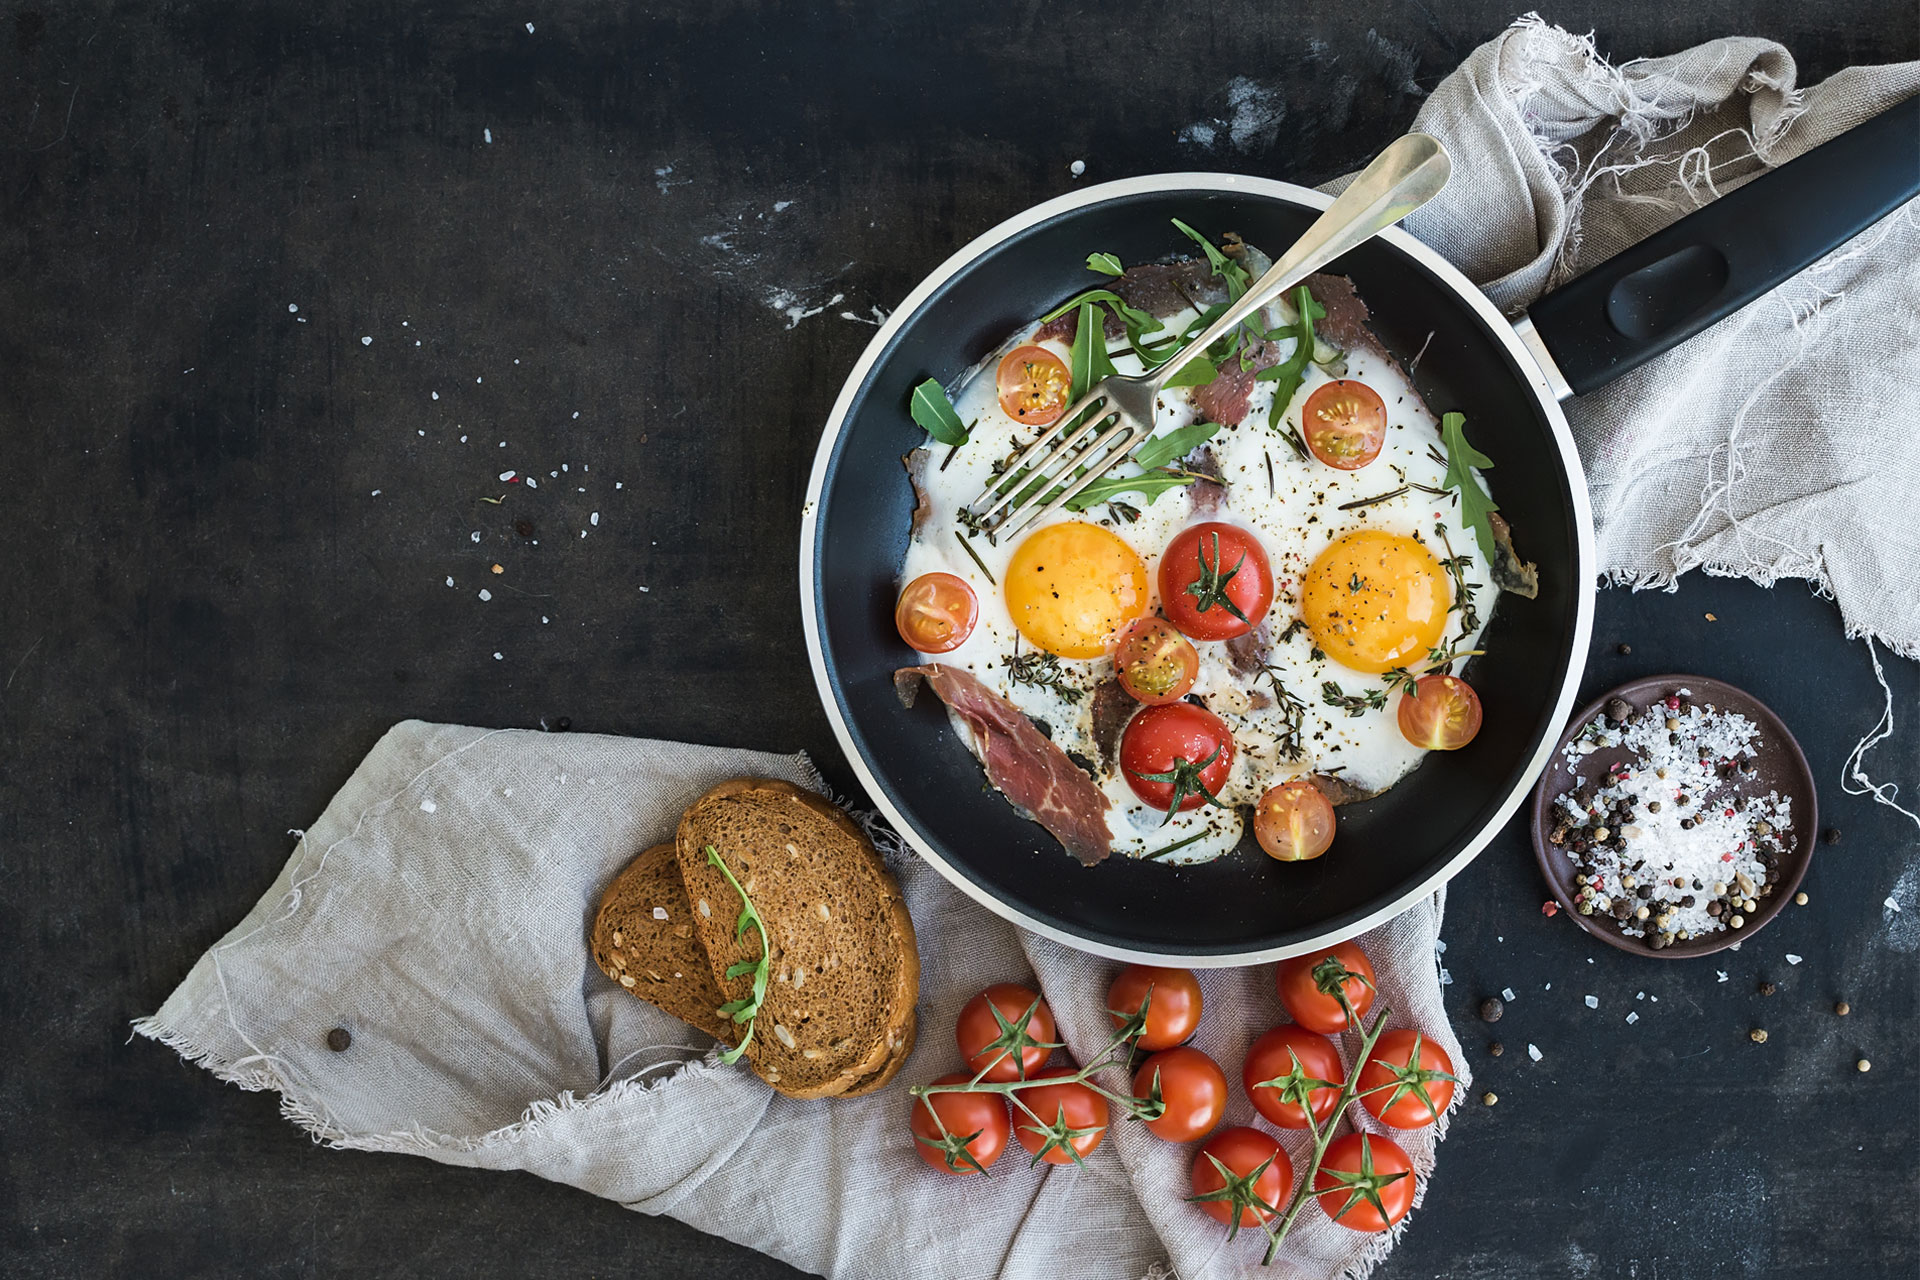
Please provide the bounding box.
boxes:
[1152,133,1454,390]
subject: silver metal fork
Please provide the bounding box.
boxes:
[965,132,1452,539]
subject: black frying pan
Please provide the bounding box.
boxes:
[800,98,1920,964]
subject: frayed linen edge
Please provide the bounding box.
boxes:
[130,1019,744,1160]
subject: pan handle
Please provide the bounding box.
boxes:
[1521,95,1919,399]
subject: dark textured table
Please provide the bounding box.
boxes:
[5,3,1917,1276]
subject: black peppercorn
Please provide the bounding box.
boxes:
[1824,828,1841,845]
[514,519,535,538]
[1617,643,1632,655]
[1489,1042,1504,1057]
[326,1027,352,1052]
[1759,981,1777,996]
[1479,997,1505,1023]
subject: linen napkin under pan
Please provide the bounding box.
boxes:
[138,722,1467,1280]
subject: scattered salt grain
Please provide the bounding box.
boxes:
[445,577,454,587]
[590,512,599,526]
[417,429,425,436]
[1625,1011,1639,1024]
[432,392,439,400]
[572,411,580,419]
[652,907,669,920]
[615,482,623,489]
[484,128,493,143]
[500,471,516,482]
[493,652,503,660]
[1716,971,1728,982]
[420,799,437,814]
[638,585,651,593]
[470,531,482,543]
[1887,897,1902,913]
[1527,1044,1542,1062]
[1501,987,1516,1001]
[1544,983,1552,991]
[541,616,549,624]
[1786,954,1803,965]
[370,489,381,497]
[580,530,587,538]
[361,336,372,346]
[1636,991,1645,1000]
[1584,995,1599,1009]
[1070,159,1086,177]
[525,22,534,32]
[460,435,468,443]
[478,589,492,601]
[288,303,298,313]
[1438,967,1452,986]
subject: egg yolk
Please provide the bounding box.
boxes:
[1004,521,1150,659]
[1301,530,1450,673]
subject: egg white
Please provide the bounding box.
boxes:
[900,289,1496,864]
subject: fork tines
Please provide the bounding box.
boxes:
[963,394,1138,539]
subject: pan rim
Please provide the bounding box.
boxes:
[799,170,1597,966]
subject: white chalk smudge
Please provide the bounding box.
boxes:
[1176,76,1287,153]
[839,304,890,326]
[772,200,793,212]
[1887,862,1920,952]
[765,287,845,329]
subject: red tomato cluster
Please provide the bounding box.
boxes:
[910,941,1457,1247]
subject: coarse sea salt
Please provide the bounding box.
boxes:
[1551,694,1792,945]
[1527,1044,1542,1062]
[1501,987,1516,1002]
[1625,1011,1639,1024]
[1584,995,1599,1009]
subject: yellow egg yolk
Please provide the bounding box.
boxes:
[1301,530,1449,673]
[1004,521,1150,659]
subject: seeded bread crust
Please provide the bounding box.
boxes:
[675,778,920,1100]
[590,844,731,1039]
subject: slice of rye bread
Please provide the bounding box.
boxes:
[590,844,731,1039]
[675,778,920,1099]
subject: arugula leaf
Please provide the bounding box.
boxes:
[1439,412,1500,560]
[1039,289,1158,332]
[1068,301,1117,402]
[1170,218,1251,298]
[1086,252,1124,276]
[909,379,969,447]
[1062,469,1198,512]
[1133,420,1222,470]
[1258,286,1326,430]
[704,844,771,1065]
[1161,355,1218,389]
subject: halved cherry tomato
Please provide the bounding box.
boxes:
[1013,1067,1110,1165]
[1113,617,1199,705]
[1119,703,1235,816]
[1132,1046,1228,1143]
[1243,1024,1344,1130]
[895,572,978,653]
[1314,1133,1415,1232]
[1301,379,1387,470]
[1275,940,1376,1035]
[1397,674,1484,750]
[1107,964,1203,1050]
[1253,779,1337,862]
[996,344,1072,426]
[910,1073,1011,1175]
[956,983,1057,1082]
[1158,522,1274,641]
[1190,1127,1293,1228]
[1359,1028,1457,1130]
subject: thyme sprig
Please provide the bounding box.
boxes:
[1258,664,1308,760]
[1322,637,1485,717]
[1434,523,1482,635]
[704,845,771,1065]
[1006,649,1085,703]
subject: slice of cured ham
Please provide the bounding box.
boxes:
[894,664,1113,866]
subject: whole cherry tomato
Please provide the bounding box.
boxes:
[955,983,1057,1082]
[1274,941,1376,1035]
[1243,1024,1345,1130]
[1158,522,1274,641]
[1132,1046,1228,1143]
[1358,1028,1457,1129]
[909,1073,1010,1175]
[1314,1133,1415,1232]
[1107,964,1203,1050]
[1119,703,1235,816]
[1013,1067,1110,1166]
[1190,1126,1293,1228]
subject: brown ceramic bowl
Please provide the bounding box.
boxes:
[1529,674,1817,959]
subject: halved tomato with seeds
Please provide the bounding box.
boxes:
[996,345,1072,426]
[1397,674,1483,750]
[895,572,978,654]
[1301,379,1387,470]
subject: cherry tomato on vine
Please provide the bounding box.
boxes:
[1012,1067,1110,1166]
[1253,779,1337,862]
[955,983,1057,1082]
[1132,1046,1228,1143]
[996,344,1072,426]
[1358,1028,1457,1130]
[1106,964,1203,1050]
[1113,617,1199,705]
[1157,522,1274,641]
[1314,1133,1415,1232]
[1275,941,1376,1035]
[1190,1127,1293,1228]
[895,572,978,654]
[909,1073,1010,1175]
[1242,1024,1345,1130]
[1119,703,1235,816]
[1397,674,1484,750]
[1301,379,1388,470]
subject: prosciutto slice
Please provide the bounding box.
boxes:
[894,664,1113,866]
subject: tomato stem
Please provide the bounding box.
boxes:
[911,991,1162,1124]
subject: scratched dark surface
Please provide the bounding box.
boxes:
[3,3,1917,1277]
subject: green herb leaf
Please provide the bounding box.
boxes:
[1258,286,1326,430]
[704,844,771,1064]
[1439,411,1500,560]
[1038,289,1158,333]
[1068,301,1117,402]
[909,379,969,447]
[1161,355,1218,388]
[1086,252,1124,276]
[1062,469,1196,512]
[1169,218,1251,299]
[1133,421,1222,471]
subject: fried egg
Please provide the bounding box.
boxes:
[900,278,1495,864]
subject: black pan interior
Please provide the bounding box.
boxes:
[811,186,1587,956]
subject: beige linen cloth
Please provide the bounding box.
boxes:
[140,21,1920,1280]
